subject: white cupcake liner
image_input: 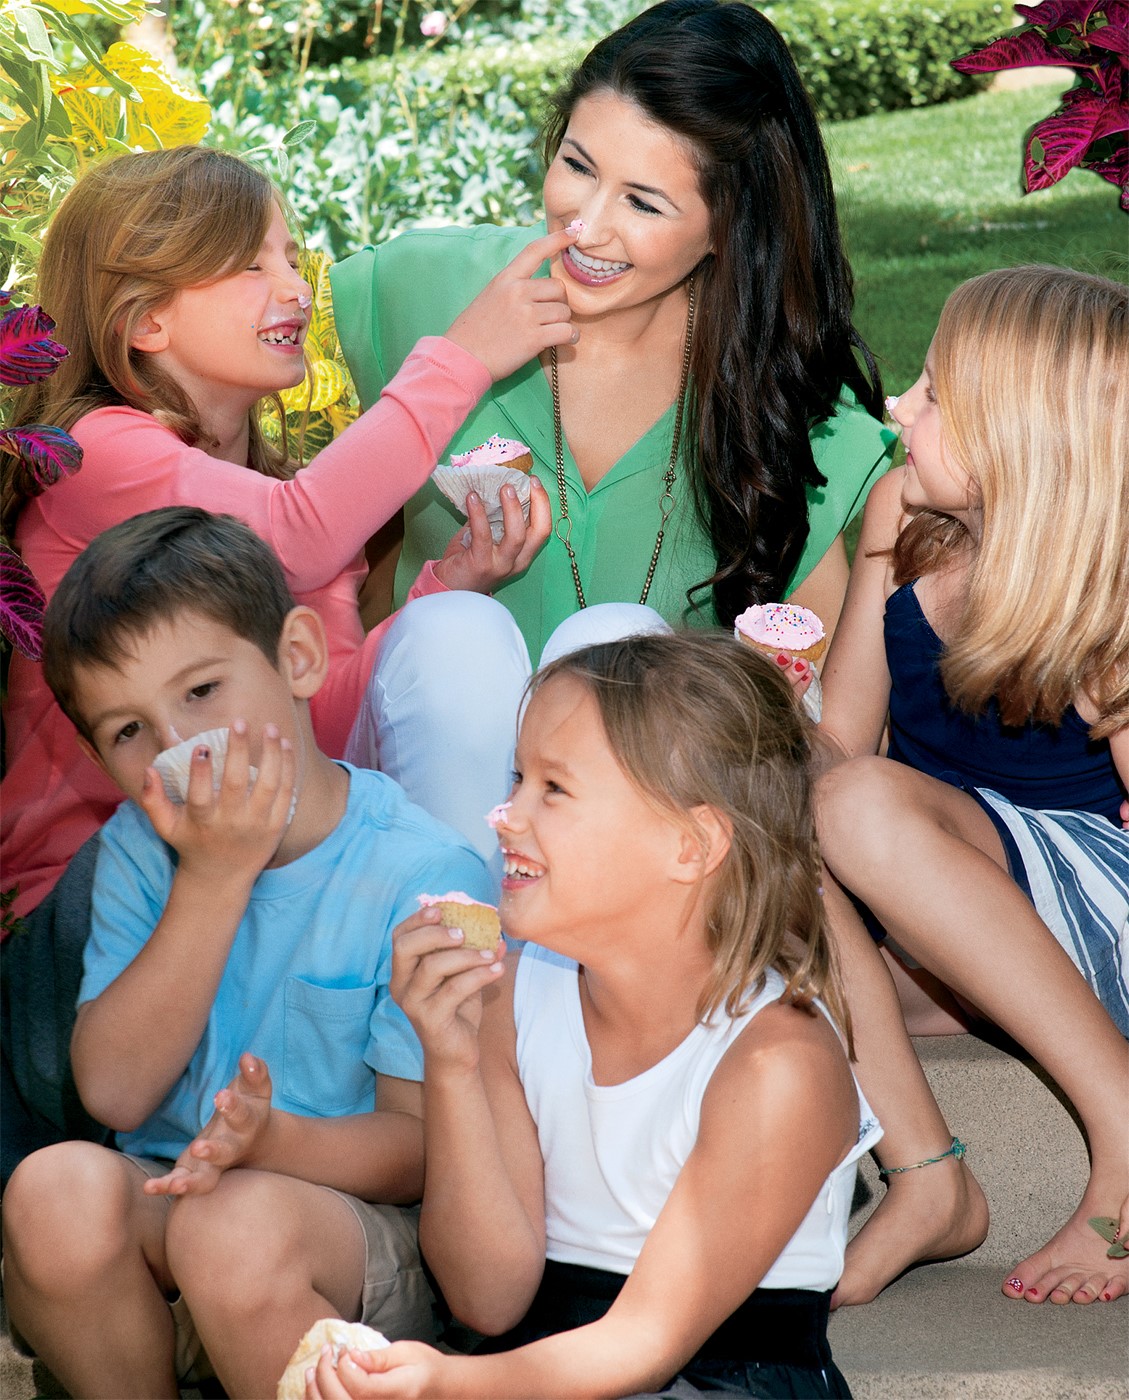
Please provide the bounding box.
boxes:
[152,727,258,804]
[431,464,532,542]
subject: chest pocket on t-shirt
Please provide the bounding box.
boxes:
[282,976,378,1115]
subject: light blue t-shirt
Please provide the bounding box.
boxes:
[79,764,491,1162]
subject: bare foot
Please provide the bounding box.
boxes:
[1003,1200,1129,1305]
[832,1157,989,1307]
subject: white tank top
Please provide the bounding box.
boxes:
[514,943,882,1290]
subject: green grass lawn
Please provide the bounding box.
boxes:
[828,85,1128,397]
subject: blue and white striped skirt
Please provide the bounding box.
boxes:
[974,789,1129,1038]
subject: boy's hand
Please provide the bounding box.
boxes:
[307,1340,453,1399]
[391,909,504,1074]
[433,477,551,593]
[445,227,578,380]
[138,721,295,881]
[144,1052,272,1197]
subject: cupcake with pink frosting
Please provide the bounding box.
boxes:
[733,603,826,665]
[431,435,535,541]
[418,891,502,951]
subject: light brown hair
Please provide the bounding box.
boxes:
[530,632,851,1046]
[3,147,296,537]
[893,265,1129,737]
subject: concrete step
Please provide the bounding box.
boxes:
[850,1031,1093,1268]
[829,1262,1128,1399]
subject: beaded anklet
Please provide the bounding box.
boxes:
[878,1136,967,1178]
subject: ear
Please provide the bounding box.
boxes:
[278,606,328,700]
[670,804,732,885]
[129,311,171,354]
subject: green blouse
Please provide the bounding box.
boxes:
[331,223,895,659]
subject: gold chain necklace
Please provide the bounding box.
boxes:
[550,276,696,611]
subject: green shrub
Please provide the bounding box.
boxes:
[763,0,1008,121]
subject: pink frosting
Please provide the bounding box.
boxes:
[418,891,497,909]
[450,435,531,469]
[484,801,512,829]
[733,603,824,650]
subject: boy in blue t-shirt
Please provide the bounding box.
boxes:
[2,507,494,1398]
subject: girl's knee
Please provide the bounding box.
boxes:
[382,592,529,677]
[817,756,921,863]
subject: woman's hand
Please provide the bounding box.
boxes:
[391,909,505,1075]
[445,227,578,381]
[432,476,551,593]
[143,1052,273,1197]
[306,1341,457,1399]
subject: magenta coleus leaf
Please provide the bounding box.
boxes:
[952,29,1084,73]
[0,542,47,662]
[0,304,69,386]
[1015,0,1104,28]
[0,290,11,307]
[1089,22,1129,59]
[0,424,84,489]
[1024,90,1110,186]
[1087,149,1129,204]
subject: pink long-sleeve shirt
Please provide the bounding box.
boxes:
[2,336,489,919]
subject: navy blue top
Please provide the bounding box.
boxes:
[885,582,1124,824]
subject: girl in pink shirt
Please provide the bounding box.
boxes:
[1,146,577,1177]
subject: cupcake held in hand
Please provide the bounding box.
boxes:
[734,603,826,722]
[418,891,503,951]
[431,435,534,541]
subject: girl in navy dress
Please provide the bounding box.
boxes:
[813,265,1128,1312]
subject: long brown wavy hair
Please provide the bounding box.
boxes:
[3,147,295,540]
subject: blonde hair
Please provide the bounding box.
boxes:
[3,147,295,537]
[893,265,1129,737]
[530,632,851,1047]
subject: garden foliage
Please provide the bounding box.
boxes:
[0,290,82,662]
[953,1,1128,204]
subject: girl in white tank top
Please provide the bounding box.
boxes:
[334,631,880,1400]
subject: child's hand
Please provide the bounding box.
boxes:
[307,1340,452,1399]
[143,1053,272,1197]
[391,909,504,1074]
[433,477,551,593]
[445,227,578,381]
[138,721,295,882]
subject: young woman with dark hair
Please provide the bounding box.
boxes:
[332,0,894,653]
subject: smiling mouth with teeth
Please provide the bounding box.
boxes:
[259,326,303,345]
[565,246,631,279]
[502,849,544,881]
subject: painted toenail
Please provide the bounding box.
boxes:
[1006,1277,1023,1291]
[1027,1287,1039,1297]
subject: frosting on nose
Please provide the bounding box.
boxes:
[298,292,313,309]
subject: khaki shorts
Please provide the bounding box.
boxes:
[125,1157,435,1383]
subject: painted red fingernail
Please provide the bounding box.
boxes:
[775,653,789,666]
[793,660,806,673]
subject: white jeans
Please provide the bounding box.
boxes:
[344,592,671,889]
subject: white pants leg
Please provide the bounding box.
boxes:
[345,593,530,882]
[345,596,671,890]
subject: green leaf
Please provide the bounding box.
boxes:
[10,5,53,62]
[282,119,318,148]
[1088,1217,1129,1258]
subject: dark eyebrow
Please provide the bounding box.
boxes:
[562,136,679,208]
